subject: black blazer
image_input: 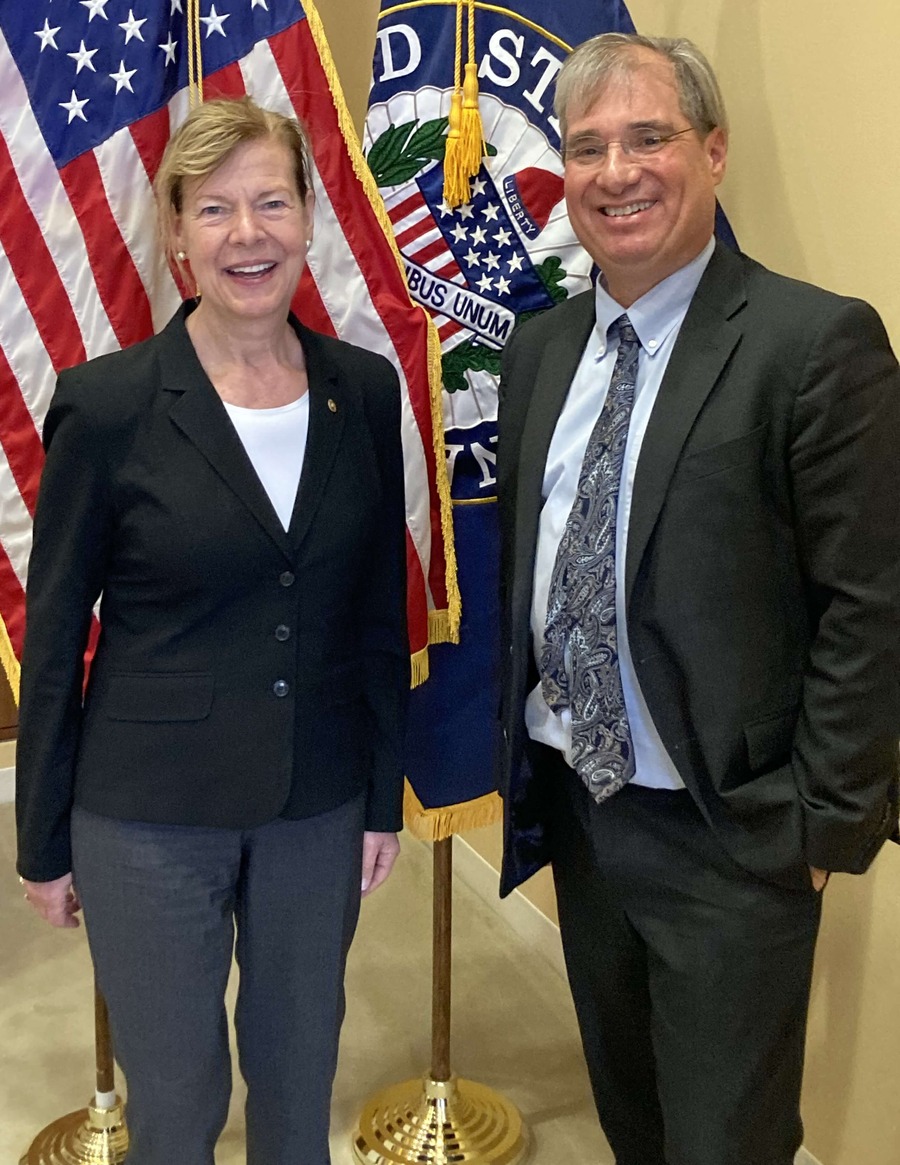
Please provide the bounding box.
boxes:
[16,304,409,882]
[497,244,900,895]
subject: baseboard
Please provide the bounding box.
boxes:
[452,835,567,980]
[0,766,13,805]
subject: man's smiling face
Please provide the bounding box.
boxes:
[562,47,727,307]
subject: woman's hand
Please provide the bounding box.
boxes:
[21,872,82,928]
[361,832,400,897]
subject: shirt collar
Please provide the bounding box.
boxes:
[592,236,716,358]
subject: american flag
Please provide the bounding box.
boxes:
[0,0,455,698]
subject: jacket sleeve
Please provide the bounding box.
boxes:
[16,371,114,881]
[788,297,900,870]
[358,356,410,831]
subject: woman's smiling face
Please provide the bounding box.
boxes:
[173,136,314,326]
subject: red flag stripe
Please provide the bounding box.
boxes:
[59,152,154,351]
[395,216,440,250]
[204,60,250,101]
[387,190,425,224]
[0,540,26,658]
[128,106,172,187]
[0,138,87,378]
[437,320,464,343]
[293,271,337,338]
[405,235,455,267]
[0,363,44,515]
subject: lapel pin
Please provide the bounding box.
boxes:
[327,398,338,413]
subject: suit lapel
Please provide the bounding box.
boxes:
[513,293,596,619]
[161,305,344,562]
[285,324,345,552]
[625,245,747,603]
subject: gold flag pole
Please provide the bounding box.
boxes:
[20,979,129,1165]
[353,837,527,1164]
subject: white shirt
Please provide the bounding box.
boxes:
[525,238,715,788]
[223,394,310,531]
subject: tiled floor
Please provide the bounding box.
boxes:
[1,803,609,1163]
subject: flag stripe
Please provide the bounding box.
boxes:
[128,105,172,187]
[0,245,58,437]
[203,60,248,101]
[395,217,439,250]
[296,270,338,338]
[95,129,183,335]
[0,367,43,516]
[59,152,154,349]
[0,138,86,379]
[0,549,26,659]
[405,234,453,267]
[387,191,424,223]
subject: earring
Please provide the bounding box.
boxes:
[176,250,186,261]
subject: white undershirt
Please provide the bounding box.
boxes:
[222,394,309,531]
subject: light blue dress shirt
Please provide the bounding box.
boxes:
[525,238,715,789]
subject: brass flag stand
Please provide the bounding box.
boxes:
[353,837,527,1164]
[20,980,129,1165]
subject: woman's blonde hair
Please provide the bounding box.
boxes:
[155,96,312,265]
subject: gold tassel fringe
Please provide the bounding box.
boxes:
[0,616,20,707]
[403,780,502,840]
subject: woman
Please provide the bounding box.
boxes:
[15,97,409,1164]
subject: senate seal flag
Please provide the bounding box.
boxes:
[366,1,635,837]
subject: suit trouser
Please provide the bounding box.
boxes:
[536,745,822,1165]
[70,796,365,1165]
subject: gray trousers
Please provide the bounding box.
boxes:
[71,796,366,1165]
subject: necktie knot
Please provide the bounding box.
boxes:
[613,313,639,349]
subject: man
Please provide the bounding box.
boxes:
[496,32,900,1165]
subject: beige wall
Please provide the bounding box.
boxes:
[311,2,900,1163]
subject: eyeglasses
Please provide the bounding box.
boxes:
[563,127,696,167]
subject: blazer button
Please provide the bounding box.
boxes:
[273,680,290,698]
[279,571,295,587]
[275,624,290,642]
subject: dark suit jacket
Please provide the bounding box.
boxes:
[497,243,900,896]
[16,303,409,883]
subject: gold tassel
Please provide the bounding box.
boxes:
[443,88,468,207]
[457,61,485,191]
[443,0,485,208]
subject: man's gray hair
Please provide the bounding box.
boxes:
[554,33,728,143]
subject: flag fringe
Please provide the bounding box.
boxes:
[427,608,455,644]
[0,617,20,708]
[410,645,429,688]
[403,780,502,840]
[302,0,461,655]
